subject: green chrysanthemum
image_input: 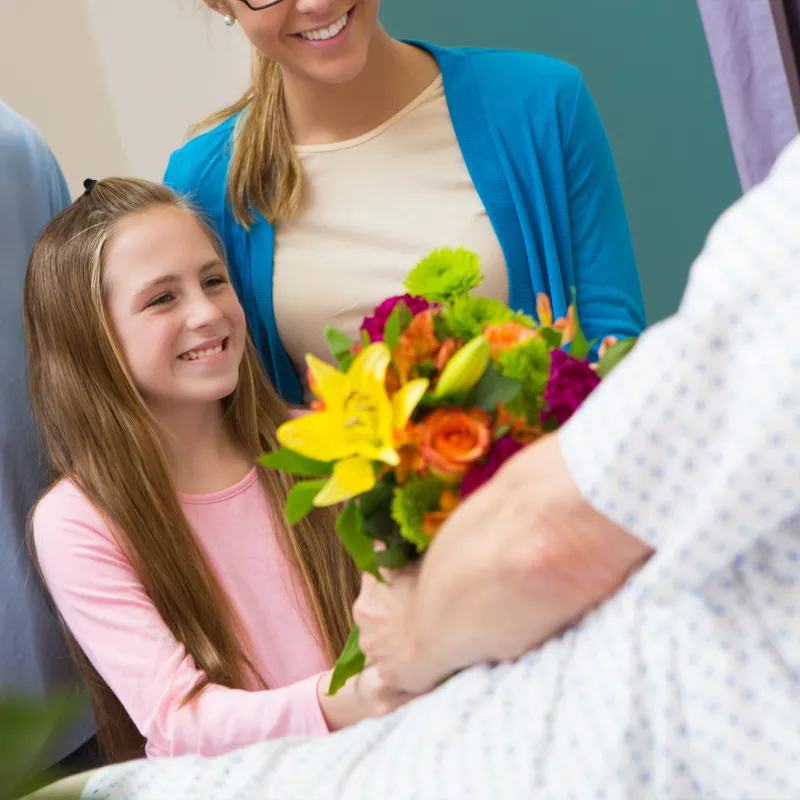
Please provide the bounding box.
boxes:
[444,295,535,342]
[404,248,484,303]
[391,476,445,552]
[496,337,551,418]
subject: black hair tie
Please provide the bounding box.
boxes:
[83,178,97,195]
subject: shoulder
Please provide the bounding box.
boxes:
[0,101,66,194]
[431,44,582,106]
[460,46,579,82]
[32,478,115,557]
[0,101,50,161]
[164,115,238,209]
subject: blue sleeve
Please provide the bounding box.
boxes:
[564,77,646,341]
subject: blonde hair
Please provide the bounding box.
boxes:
[195,49,301,226]
[23,178,358,762]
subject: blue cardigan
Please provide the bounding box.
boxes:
[165,42,646,405]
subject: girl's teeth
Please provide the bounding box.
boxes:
[181,343,224,361]
[298,12,348,41]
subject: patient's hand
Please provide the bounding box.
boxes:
[355,434,653,695]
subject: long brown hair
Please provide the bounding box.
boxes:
[23,178,359,762]
[195,45,302,227]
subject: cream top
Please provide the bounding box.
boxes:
[272,75,509,401]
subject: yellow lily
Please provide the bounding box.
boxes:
[277,343,429,506]
[536,293,553,327]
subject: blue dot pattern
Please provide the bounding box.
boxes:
[84,139,800,799]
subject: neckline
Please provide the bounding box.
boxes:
[177,466,259,505]
[294,73,444,154]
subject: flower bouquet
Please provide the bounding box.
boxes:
[260,248,636,692]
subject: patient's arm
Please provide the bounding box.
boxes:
[23,769,91,800]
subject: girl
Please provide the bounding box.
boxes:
[24,178,412,764]
[164,0,647,406]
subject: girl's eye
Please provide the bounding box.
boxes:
[147,293,173,308]
[204,276,227,289]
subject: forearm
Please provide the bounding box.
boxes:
[560,142,800,592]
[407,435,652,680]
[145,673,328,756]
[23,770,91,800]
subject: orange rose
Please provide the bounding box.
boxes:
[483,322,539,357]
[419,408,492,482]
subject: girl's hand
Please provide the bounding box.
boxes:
[317,664,417,731]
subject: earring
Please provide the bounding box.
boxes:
[223,13,236,26]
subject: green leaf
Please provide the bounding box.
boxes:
[363,505,398,543]
[568,289,594,361]
[595,337,638,379]
[375,545,411,569]
[286,479,326,525]
[358,480,395,517]
[418,392,458,409]
[328,626,366,695]
[416,360,437,378]
[0,692,80,800]
[542,415,560,433]
[324,325,356,370]
[337,501,381,579]
[539,327,563,349]
[383,306,402,351]
[493,423,512,441]
[258,449,333,477]
[433,313,452,342]
[399,302,414,328]
[467,364,522,411]
[361,329,372,347]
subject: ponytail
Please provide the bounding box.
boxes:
[192,49,302,227]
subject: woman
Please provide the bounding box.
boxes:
[24,178,412,763]
[165,0,646,405]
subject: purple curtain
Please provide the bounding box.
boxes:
[697,0,800,191]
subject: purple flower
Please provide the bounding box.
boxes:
[460,436,523,499]
[361,294,431,342]
[542,349,601,426]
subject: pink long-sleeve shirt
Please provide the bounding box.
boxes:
[32,467,331,758]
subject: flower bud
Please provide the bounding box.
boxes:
[434,335,490,398]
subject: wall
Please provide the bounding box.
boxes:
[0,0,250,196]
[2,0,740,321]
[0,1,128,195]
[82,0,251,183]
[381,0,743,322]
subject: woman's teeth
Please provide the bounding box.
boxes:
[298,11,349,41]
[180,342,224,361]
